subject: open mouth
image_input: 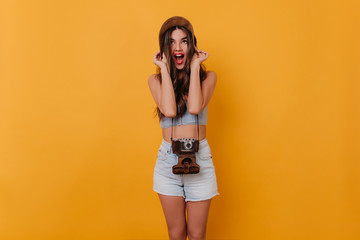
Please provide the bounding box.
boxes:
[173,53,184,65]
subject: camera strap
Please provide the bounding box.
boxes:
[170,113,199,142]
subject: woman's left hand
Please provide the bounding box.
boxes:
[191,46,209,68]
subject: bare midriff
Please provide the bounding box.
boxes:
[162,124,206,144]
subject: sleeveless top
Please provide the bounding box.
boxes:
[160,100,208,129]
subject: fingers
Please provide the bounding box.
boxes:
[153,51,160,60]
[153,51,169,69]
[194,47,208,56]
[201,51,209,58]
[162,52,168,64]
[199,50,207,55]
[196,50,209,58]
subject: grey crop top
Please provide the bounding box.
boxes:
[160,101,208,129]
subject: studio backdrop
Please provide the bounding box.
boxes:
[0,0,359,239]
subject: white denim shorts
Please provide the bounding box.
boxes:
[153,138,219,202]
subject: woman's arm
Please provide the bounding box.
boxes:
[187,70,217,115]
[188,48,216,114]
[159,68,177,117]
[149,52,177,118]
[187,64,203,114]
[148,70,177,118]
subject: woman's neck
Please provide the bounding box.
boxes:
[177,70,185,79]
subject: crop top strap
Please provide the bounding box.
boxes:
[170,114,199,141]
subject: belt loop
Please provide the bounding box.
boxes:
[168,143,172,154]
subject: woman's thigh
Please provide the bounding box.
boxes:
[158,194,187,236]
[186,199,212,238]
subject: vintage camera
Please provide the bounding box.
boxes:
[171,138,200,174]
[172,138,199,153]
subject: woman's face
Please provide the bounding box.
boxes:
[170,28,189,70]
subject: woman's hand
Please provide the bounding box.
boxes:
[191,46,209,68]
[153,51,168,70]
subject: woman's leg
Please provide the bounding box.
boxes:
[158,194,187,240]
[186,199,212,240]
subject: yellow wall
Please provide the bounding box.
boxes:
[0,0,359,239]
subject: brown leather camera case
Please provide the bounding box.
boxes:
[172,152,200,174]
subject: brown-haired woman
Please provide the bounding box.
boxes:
[148,16,219,240]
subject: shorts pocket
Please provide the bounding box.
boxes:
[197,147,212,161]
[157,148,169,161]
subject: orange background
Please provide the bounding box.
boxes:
[0,0,359,239]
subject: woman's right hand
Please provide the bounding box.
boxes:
[153,51,168,70]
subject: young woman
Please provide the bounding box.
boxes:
[148,16,219,240]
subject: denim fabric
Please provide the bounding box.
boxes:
[159,101,208,129]
[153,138,219,202]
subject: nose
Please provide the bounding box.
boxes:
[175,42,182,51]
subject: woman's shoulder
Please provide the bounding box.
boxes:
[148,73,159,79]
[204,71,217,83]
[206,70,217,77]
[148,73,160,84]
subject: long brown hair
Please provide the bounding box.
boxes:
[154,26,207,121]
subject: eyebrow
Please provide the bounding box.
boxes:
[170,37,188,41]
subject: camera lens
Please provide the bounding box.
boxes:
[185,141,192,150]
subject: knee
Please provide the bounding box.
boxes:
[168,226,187,240]
[187,228,206,240]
